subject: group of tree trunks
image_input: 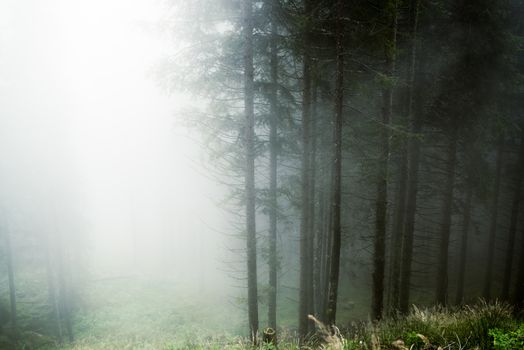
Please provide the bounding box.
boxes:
[237,0,524,343]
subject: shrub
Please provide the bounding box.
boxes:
[350,301,516,349]
[489,323,524,350]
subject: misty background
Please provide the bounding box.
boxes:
[0,0,230,292]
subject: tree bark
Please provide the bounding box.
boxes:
[308,77,318,323]
[325,0,344,326]
[455,178,472,304]
[243,0,259,341]
[483,137,503,300]
[388,150,407,314]
[267,0,279,330]
[314,184,325,318]
[514,227,524,310]
[435,132,458,305]
[501,129,524,300]
[4,224,17,329]
[57,233,74,342]
[45,232,63,342]
[398,0,420,314]
[372,0,397,321]
[298,0,313,338]
[263,327,277,345]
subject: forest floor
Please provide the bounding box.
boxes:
[50,299,524,349]
[53,290,524,350]
[46,276,369,349]
[2,275,522,349]
[54,277,248,349]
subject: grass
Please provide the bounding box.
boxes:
[57,277,247,349]
[351,301,518,349]
[52,300,521,349]
[1,274,522,349]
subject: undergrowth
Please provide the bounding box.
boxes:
[2,274,520,350]
[53,301,519,349]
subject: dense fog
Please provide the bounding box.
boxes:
[0,0,230,277]
[0,0,240,340]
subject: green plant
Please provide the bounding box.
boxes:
[343,338,363,350]
[404,331,426,349]
[489,324,524,350]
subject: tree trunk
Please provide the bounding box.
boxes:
[514,227,524,310]
[263,327,277,346]
[388,150,407,314]
[45,232,63,342]
[483,137,503,300]
[4,224,17,329]
[435,132,458,305]
[314,184,325,318]
[308,77,318,323]
[298,0,313,337]
[372,1,397,321]
[501,129,524,300]
[398,0,420,314]
[455,178,472,305]
[318,170,333,322]
[267,0,279,330]
[56,233,74,342]
[243,0,259,341]
[325,0,343,326]
[321,184,334,322]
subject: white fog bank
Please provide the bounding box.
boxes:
[0,0,229,290]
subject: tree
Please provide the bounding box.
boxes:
[398,0,421,314]
[45,229,63,342]
[325,0,344,327]
[3,221,17,330]
[242,0,259,341]
[483,137,503,300]
[371,0,398,321]
[435,132,458,305]
[455,143,477,304]
[501,128,524,300]
[267,0,279,331]
[298,0,314,338]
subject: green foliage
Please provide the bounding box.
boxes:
[404,331,425,349]
[343,339,362,350]
[489,324,524,350]
[362,301,516,349]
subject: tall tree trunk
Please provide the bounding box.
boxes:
[45,232,63,342]
[308,78,318,323]
[57,233,74,342]
[267,0,279,330]
[483,137,504,300]
[314,184,325,317]
[4,224,17,329]
[501,129,524,300]
[372,1,397,321]
[243,0,259,341]
[325,0,344,326]
[435,132,458,305]
[298,0,313,337]
[319,164,333,322]
[514,227,524,310]
[314,129,331,320]
[455,176,473,304]
[321,183,334,322]
[398,0,420,314]
[388,150,407,313]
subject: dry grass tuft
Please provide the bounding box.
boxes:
[308,315,345,350]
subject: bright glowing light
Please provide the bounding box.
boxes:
[0,0,226,285]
